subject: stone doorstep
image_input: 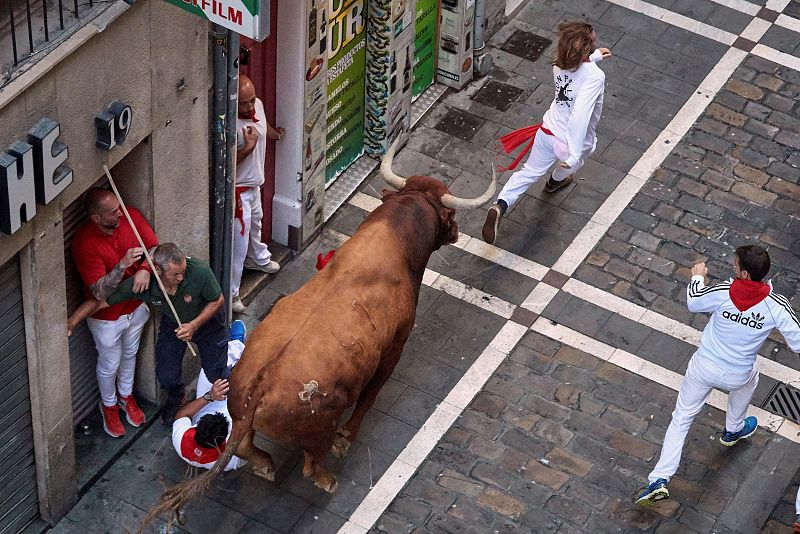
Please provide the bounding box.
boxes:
[238,241,293,307]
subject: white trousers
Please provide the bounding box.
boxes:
[498,132,590,209]
[648,354,759,484]
[195,340,244,401]
[231,187,272,297]
[87,303,150,407]
[193,340,246,471]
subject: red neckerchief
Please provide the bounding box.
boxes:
[730,278,770,311]
[238,110,259,123]
[180,428,226,464]
[498,124,553,172]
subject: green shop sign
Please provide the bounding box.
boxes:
[161,0,271,41]
[413,0,437,97]
[325,0,368,185]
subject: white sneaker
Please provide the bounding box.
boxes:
[244,259,280,274]
[231,295,245,313]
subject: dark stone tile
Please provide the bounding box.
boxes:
[552,297,613,337]
[433,108,487,142]
[393,350,464,400]
[542,269,569,289]
[594,314,653,353]
[388,386,441,428]
[472,80,526,112]
[288,505,346,533]
[732,37,756,53]
[637,331,696,371]
[511,307,539,327]
[501,30,553,62]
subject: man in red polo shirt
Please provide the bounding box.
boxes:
[72,188,158,438]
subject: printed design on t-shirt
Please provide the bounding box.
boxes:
[555,74,573,107]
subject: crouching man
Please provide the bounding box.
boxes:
[172,320,248,471]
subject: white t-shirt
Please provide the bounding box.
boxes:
[171,401,245,471]
[236,98,267,188]
[542,53,606,168]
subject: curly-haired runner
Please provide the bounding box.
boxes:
[482,21,611,244]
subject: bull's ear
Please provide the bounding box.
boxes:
[438,207,459,245]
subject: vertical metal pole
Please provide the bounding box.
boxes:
[25,0,33,53]
[58,0,64,30]
[210,26,228,308]
[10,3,19,65]
[222,29,240,325]
[43,0,50,42]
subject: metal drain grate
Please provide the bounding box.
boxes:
[763,383,800,424]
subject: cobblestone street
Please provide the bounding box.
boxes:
[50,0,800,532]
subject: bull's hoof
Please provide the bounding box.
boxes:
[251,464,276,481]
[331,431,352,459]
[313,474,338,493]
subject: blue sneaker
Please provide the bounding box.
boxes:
[720,416,757,446]
[230,320,246,343]
[636,478,669,505]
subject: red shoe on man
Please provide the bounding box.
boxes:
[100,402,125,438]
[118,394,146,427]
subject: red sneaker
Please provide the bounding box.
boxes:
[100,402,125,438]
[118,394,146,427]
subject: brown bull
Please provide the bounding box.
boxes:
[139,140,495,529]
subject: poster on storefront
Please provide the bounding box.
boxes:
[412,0,437,98]
[364,0,415,157]
[302,0,329,241]
[325,0,368,186]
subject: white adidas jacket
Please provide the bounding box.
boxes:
[688,275,800,373]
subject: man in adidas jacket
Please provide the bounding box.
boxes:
[637,245,800,506]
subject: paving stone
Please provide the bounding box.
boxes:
[437,469,485,498]
[523,460,570,491]
[725,79,764,100]
[471,80,526,112]
[706,103,747,127]
[731,181,778,206]
[501,405,542,433]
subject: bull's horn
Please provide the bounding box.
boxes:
[440,164,497,210]
[380,137,407,190]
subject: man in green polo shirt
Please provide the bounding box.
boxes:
[69,243,230,425]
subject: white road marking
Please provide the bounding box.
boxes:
[774,13,800,33]
[340,323,527,533]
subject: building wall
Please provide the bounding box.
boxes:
[486,0,508,40]
[0,0,212,523]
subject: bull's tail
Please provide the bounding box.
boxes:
[133,407,254,533]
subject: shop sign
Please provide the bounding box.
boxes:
[412,0,437,97]
[324,0,367,185]
[0,118,73,235]
[161,0,271,41]
[95,101,133,151]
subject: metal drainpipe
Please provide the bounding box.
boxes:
[209,26,239,324]
[222,30,240,324]
[473,0,494,76]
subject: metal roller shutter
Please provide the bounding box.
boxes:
[63,193,102,425]
[0,258,40,534]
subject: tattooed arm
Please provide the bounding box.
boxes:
[89,247,143,300]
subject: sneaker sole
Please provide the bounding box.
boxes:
[119,405,144,427]
[100,404,124,438]
[482,208,500,244]
[544,175,573,193]
[719,425,757,447]
[636,487,669,506]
